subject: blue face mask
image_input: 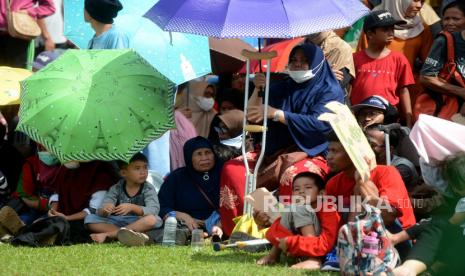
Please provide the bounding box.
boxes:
[38,151,60,166]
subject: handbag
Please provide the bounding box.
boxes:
[413,31,464,121]
[6,0,41,40]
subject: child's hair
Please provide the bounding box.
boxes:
[443,153,465,194]
[116,152,148,169]
[293,172,325,190]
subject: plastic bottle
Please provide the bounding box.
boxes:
[162,211,177,246]
[361,232,379,272]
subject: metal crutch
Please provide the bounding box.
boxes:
[377,123,401,165]
[241,49,277,216]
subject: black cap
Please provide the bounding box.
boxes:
[363,10,406,32]
[85,0,123,24]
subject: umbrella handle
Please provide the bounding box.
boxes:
[241,49,277,61]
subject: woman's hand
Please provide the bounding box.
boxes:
[332,64,344,81]
[247,105,277,123]
[176,212,198,231]
[253,73,266,90]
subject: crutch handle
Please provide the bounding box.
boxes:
[244,124,267,133]
[241,49,277,60]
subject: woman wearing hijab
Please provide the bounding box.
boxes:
[177,82,218,138]
[158,136,223,241]
[358,0,434,105]
[219,43,344,236]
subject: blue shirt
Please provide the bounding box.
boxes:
[88,25,129,49]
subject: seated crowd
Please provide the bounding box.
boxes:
[1,1,465,275]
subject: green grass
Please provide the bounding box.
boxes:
[1,243,337,275]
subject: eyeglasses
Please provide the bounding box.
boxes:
[214,126,228,134]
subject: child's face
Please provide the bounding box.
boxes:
[121,160,148,185]
[368,26,394,46]
[293,176,320,204]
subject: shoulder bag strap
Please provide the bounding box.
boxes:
[438,31,456,82]
[191,181,218,210]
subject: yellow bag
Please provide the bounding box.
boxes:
[231,214,268,239]
[6,0,41,40]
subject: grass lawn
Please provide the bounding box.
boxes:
[1,243,337,275]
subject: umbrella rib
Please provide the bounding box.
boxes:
[280,0,293,37]
[221,0,235,38]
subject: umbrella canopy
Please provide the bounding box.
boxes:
[0,67,32,106]
[239,38,304,73]
[144,0,369,38]
[209,38,255,74]
[64,0,211,85]
[17,49,175,163]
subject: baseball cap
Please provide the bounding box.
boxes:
[363,10,406,32]
[33,49,65,70]
[352,95,389,113]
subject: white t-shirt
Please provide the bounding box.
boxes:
[41,0,67,44]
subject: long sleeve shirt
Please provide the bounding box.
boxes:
[0,0,55,29]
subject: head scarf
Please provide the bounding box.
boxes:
[266,43,345,157]
[218,109,244,138]
[374,0,424,40]
[306,31,356,78]
[278,157,329,198]
[170,110,197,171]
[183,136,223,187]
[178,81,217,137]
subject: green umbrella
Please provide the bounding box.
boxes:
[17,49,175,162]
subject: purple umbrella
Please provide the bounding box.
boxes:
[144,0,369,38]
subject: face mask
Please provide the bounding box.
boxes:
[38,151,60,166]
[196,96,215,111]
[220,134,242,149]
[287,59,325,83]
[64,161,80,169]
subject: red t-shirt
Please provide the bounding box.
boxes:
[266,207,341,257]
[350,50,415,106]
[325,165,416,229]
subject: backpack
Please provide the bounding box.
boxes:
[413,31,465,121]
[337,204,400,275]
[11,216,71,247]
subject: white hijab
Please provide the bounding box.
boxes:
[374,0,424,40]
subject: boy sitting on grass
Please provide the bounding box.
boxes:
[257,160,340,270]
[85,153,161,243]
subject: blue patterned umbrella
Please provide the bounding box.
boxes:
[64,0,211,84]
[144,0,369,38]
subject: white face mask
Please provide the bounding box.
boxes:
[64,161,80,169]
[196,96,215,111]
[287,59,325,83]
[220,134,242,149]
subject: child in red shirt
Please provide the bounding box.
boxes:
[350,10,415,128]
[257,162,341,269]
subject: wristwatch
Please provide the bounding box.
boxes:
[273,110,282,122]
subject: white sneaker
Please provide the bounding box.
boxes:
[117,228,151,246]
